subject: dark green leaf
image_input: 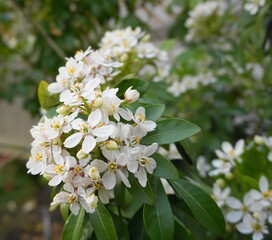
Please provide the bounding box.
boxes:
[170,179,225,236]
[127,175,154,205]
[89,202,118,240]
[143,178,174,240]
[141,119,201,145]
[111,213,130,240]
[62,207,85,240]
[152,153,179,180]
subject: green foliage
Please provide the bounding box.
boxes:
[38,80,59,110]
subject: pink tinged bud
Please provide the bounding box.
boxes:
[124,87,140,103]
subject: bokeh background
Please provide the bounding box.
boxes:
[1,0,271,239]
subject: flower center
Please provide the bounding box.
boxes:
[54,164,64,173]
[139,157,151,167]
[67,66,76,75]
[138,114,146,123]
[227,149,236,158]
[251,222,262,232]
[262,191,272,199]
[108,162,117,172]
[35,153,43,162]
[68,194,77,204]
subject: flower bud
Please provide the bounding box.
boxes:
[56,105,71,116]
[225,172,234,180]
[76,149,89,160]
[124,86,140,103]
[86,194,98,209]
[104,140,118,150]
[88,167,100,180]
[120,53,128,62]
[142,34,150,42]
[92,98,103,108]
[215,178,225,188]
[254,135,264,145]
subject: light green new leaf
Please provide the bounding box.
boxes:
[141,119,200,145]
[62,207,85,240]
[170,179,226,236]
[152,153,179,180]
[89,201,118,240]
[127,175,154,205]
[115,78,149,98]
[159,39,175,51]
[38,80,60,110]
[144,178,174,240]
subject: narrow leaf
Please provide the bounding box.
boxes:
[170,179,226,236]
[152,153,179,180]
[62,207,85,240]
[89,201,118,240]
[143,178,174,240]
[141,119,201,145]
[127,175,154,205]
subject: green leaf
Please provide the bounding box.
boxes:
[114,183,126,210]
[152,153,179,180]
[143,178,174,240]
[145,104,165,121]
[38,80,59,110]
[170,179,225,236]
[89,202,118,240]
[111,213,130,240]
[115,78,149,98]
[127,175,154,205]
[128,208,150,240]
[141,119,201,145]
[60,203,70,221]
[46,106,58,118]
[159,39,175,51]
[62,207,85,240]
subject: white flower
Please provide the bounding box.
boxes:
[51,183,81,215]
[212,183,230,207]
[244,0,265,15]
[236,214,268,240]
[209,159,233,176]
[264,137,272,162]
[128,107,156,132]
[124,86,140,103]
[64,109,115,154]
[77,186,98,213]
[196,156,211,178]
[26,146,48,175]
[226,193,262,223]
[250,176,272,207]
[215,139,245,164]
[127,143,158,187]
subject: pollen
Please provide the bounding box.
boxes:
[138,114,146,123]
[68,194,77,204]
[67,66,76,75]
[251,222,262,232]
[54,164,64,173]
[262,190,272,199]
[108,162,117,172]
[35,153,43,162]
[74,165,82,174]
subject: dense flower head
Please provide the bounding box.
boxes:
[27,46,159,215]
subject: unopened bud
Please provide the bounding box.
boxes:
[86,194,98,209]
[216,178,225,188]
[56,105,71,116]
[253,211,260,219]
[88,167,100,180]
[254,135,264,145]
[124,86,140,103]
[142,34,150,42]
[120,53,129,62]
[105,140,118,150]
[92,98,103,108]
[225,172,234,180]
[76,149,89,160]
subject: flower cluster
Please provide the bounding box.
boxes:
[168,71,217,96]
[185,1,227,42]
[99,27,169,81]
[197,136,272,240]
[27,47,159,215]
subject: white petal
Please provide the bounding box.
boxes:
[143,143,158,156]
[226,211,243,223]
[253,232,263,240]
[222,142,232,154]
[127,160,138,173]
[144,121,156,131]
[70,203,80,215]
[236,222,253,234]
[116,169,131,188]
[49,175,63,186]
[235,139,244,155]
[64,132,83,148]
[102,171,116,190]
[116,153,128,166]
[88,109,102,128]
[226,197,242,209]
[98,188,110,204]
[137,167,147,187]
[259,176,268,192]
[48,82,63,93]
[93,125,115,138]
[250,190,263,200]
[82,135,96,154]
[118,108,132,121]
[91,159,108,172]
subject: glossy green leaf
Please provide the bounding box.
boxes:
[60,203,70,221]
[143,178,174,240]
[115,78,149,98]
[38,80,59,110]
[141,119,201,145]
[89,201,118,240]
[170,179,226,236]
[46,106,58,118]
[62,207,85,240]
[127,175,154,205]
[152,153,179,180]
[111,213,130,240]
[144,104,165,121]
